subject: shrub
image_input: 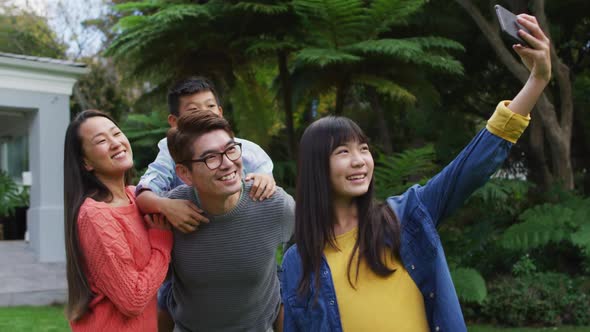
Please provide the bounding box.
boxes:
[476,272,590,326]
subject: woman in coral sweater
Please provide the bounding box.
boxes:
[63,110,172,331]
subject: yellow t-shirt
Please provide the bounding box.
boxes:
[323,227,429,332]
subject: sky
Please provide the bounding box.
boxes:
[9,0,107,58]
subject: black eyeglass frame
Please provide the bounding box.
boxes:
[181,142,242,170]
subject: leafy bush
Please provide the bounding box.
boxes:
[0,171,28,217]
[476,273,590,326]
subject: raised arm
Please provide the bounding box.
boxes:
[505,14,551,116]
[409,14,550,225]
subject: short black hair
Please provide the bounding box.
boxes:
[167,76,221,116]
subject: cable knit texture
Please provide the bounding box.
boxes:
[70,186,172,332]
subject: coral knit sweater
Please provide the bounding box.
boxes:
[70,186,172,332]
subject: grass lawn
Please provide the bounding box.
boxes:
[1,306,590,331]
[0,305,69,332]
[471,326,590,332]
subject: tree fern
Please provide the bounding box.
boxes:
[229,69,281,148]
[294,48,361,67]
[121,111,169,148]
[469,178,531,215]
[373,144,437,199]
[451,267,487,304]
[368,0,426,34]
[294,0,368,46]
[113,1,161,13]
[501,199,590,257]
[228,1,290,15]
[355,75,416,104]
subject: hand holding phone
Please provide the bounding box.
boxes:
[495,4,530,48]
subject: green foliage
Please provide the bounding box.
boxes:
[294,48,361,67]
[273,160,297,195]
[120,110,168,170]
[113,1,161,13]
[228,1,290,15]
[294,0,368,45]
[229,69,281,148]
[470,178,532,216]
[72,60,130,122]
[345,38,464,75]
[479,273,590,326]
[289,0,464,116]
[451,267,487,304]
[0,171,27,217]
[0,5,67,58]
[512,254,537,277]
[500,197,590,256]
[373,145,437,199]
[355,75,416,104]
[368,0,426,33]
[121,111,169,148]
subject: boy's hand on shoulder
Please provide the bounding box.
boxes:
[144,213,171,231]
[245,173,276,201]
[161,198,209,233]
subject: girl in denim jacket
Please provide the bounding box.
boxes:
[281,14,551,332]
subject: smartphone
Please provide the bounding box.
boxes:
[494,4,530,47]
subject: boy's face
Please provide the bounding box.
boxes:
[168,90,223,128]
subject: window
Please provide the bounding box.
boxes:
[0,135,29,184]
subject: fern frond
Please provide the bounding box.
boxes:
[294,48,361,68]
[151,4,212,24]
[354,75,416,104]
[451,268,487,304]
[229,70,281,148]
[244,38,299,55]
[572,223,590,256]
[116,15,148,30]
[369,0,426,33]
[374,145,437,199]
[346,39,464,75]
[501,204,573,251]
[294,0,368,46]
[230,1,290,15]
[404,36,465,52]
[114,1,161,13]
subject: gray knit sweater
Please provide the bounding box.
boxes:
[166,182,294,332]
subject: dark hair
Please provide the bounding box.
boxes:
[63,110,133,321]
[167,76,221,116]
[167,110,234,169]
[295,116,401,297]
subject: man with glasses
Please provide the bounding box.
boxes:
[162,110,294,332]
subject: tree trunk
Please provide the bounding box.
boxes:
[277,50,296,159]
[366,87,393,153]
[454,0,574,190]
[335,82,348,115]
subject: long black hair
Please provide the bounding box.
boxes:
[63,110,133,320]
[295,116,401,297]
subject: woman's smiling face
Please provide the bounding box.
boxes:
[329,140,374,204]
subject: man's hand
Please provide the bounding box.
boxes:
[160,198,209,233]
[245,173,276,201]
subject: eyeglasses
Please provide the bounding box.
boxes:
[182,142,242,170]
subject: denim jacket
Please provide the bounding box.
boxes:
[281,126,517,332]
